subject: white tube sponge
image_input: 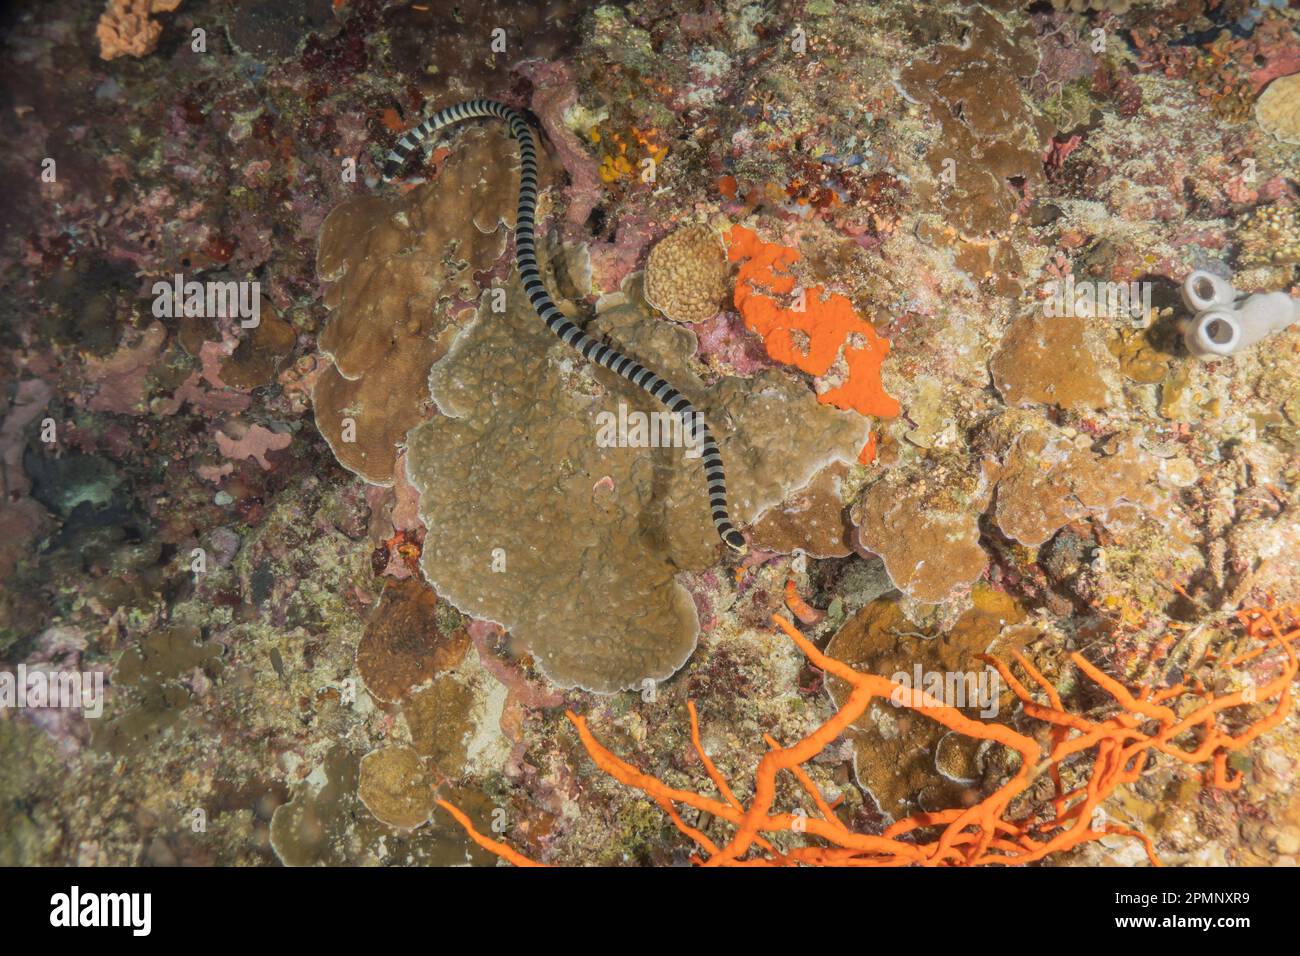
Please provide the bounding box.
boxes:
[1181,270,1300,358]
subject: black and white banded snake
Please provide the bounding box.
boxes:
[382,98,747,554]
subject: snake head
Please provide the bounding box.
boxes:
[723,529,748,555]
[381,158,403,184]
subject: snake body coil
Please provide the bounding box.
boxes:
[382,99,746,553]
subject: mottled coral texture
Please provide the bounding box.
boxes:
[825,588,1031,818]
[644,223,730,323]
[852,457,995,603]
[901,7,1049,236]
[312,126,519,484]
[990,310,1122,411]
[406,278,869,692]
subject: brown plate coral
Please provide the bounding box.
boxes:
[405,277,870,692]
[312,125,521,484]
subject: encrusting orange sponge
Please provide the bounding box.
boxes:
[726,224,900,419]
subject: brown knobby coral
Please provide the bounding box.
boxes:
[357,745,436,830]
[992,427,1160,547]
[1254,71,1300,146]
[644,224,730,324]
[404,278,869,692]
[218,304,296,390]
[355,578,470,704]
[824,588,1032,818]
[445,605,1300,866]
[313,125,520,484]
[752,462,855,559]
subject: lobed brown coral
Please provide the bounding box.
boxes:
[851,456,995,603]
[992,426,1160,548]
[218,303,296,390]
[355,578,470,704]
[405,278,870,692]
[312,125,521,484]
[752,461,855,559]
[902,7,1050,236]
[990,311,1122,412]
[357,746,436,830]
[824,587,1032,818]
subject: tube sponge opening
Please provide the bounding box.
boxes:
[1186,310,1241,358]
[1181,271,1299,359]
[1181,270,1236,313]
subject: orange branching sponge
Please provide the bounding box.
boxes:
[435,800,545,868]
[725,225,900,420]
[440,604,1299,866]
[783,579,824,625]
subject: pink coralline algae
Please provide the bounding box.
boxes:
[160,373,252,417]
[214,421,292,470]
[692,311,778,377]
[587,215,659,293]
[82,322,167,415]
[517,60,603,226]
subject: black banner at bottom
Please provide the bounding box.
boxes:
[0,864,1279,943]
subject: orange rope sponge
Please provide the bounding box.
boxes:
[440,604,1299,866]
[726,224,900,419]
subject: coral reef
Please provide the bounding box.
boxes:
[751,462,856,559]
[4,0,1300,874]
[992,427,1160,547]
[357,745,436,829]
[445,605,1300,865]
[405,278,869,692]
[354,578,470,704]
[312,125,521,484]
[644,224,729,324]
